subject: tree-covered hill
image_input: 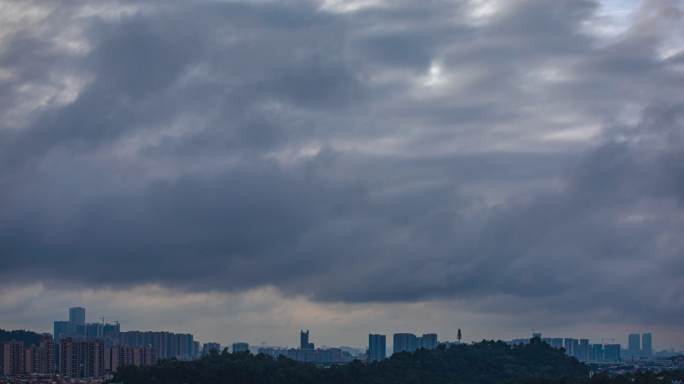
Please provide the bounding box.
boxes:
[0,328,42,346]
[110,338,591,384]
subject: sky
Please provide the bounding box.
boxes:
[1,0,684,351]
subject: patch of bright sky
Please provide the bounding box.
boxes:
[318,0,387,13]
[585,0,641,37]
[466,0,500,25]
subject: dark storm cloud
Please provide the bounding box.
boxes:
[0,0,683,327]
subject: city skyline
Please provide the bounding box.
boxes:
[1,0,684,354]
[36,305,680,355]
[5,304,683,353]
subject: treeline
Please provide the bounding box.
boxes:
[511,369,684,384]
[0,329,42,346]
[110,338,592,384]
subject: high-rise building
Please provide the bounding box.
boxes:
[59,338,104,378]
[533,333,542,339]
[69,307,86,324]
[604,344,621,362]
[182,334,194,358]
[69,307,86,334]
[2,340,25,376]
[133,346,158,366]
[42,336,56,373]
[542,338,553,345]
[393,333,418,353]
[119,330,190,359]
[571,339,579,359]
[202,343,221,355]
[105,344,133,372]
[578,339,589,362]
[642,333,652,357]
[564,338,575,357]
[551,338,563,349]
[54,321,71,342]
[300,330,310,350]
[232,343,249,353]
[369,334,386,362]
[421,334,438,350]
[591,344,604,362]
[628,334,640,352]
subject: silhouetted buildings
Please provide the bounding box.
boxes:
[629,333,641,353]
[578,339,589,362]
[300,330,314,349]
[368,334,386,362]
[392,333,439,353]
[643,333,653,357]
[232,342,249,353]
[393,333,416,353]
[203,342,220,356]
[119,330,192,359]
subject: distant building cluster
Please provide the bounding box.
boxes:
[0,306,166,379]
[1,337,55,376]
[507,332,656,363]
[4,304,680,380]
[393,333,438,354]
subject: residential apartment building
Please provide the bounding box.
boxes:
[59,338,105,378]
[369,334,386,362]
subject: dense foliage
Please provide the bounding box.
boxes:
[511,370,684,384]
[0,328,42,346]
[110,338,591,384]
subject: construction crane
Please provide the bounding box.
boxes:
[601,338,615,345]
[100,316,114,324]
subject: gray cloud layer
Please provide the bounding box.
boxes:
[1,0,683,327]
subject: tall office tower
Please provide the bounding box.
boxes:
[133,346,158,366]
[421,334,438,350]
[369,334,386,362]
[105,344,133,372]
[39,336,56,374]
[202,343,221,355]
[552,338,563,349]
[69,307,86,332]
[604,344,621,362]
[533,333,542,339]
[571,339,580,359]
[563,338,575,356]
[642,333,652,356]
[2,340,25,376]
[59,338,105,378]
[300,330,310,349]
[193,341,200,358]
[232,343,250,353]
[54,321,71,342]
[628,334,640,353]
[578,339,589,362]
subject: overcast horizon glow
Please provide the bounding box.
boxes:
[1,0,684,351]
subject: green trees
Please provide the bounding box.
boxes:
[107,338,598,384]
